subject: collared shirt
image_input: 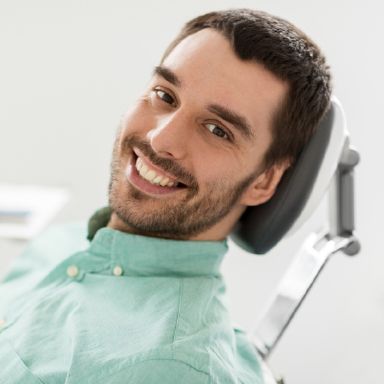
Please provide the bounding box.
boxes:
[0,214,266,383]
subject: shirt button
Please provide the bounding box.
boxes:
[67,265,79,278]
[113,265,123,276]
[0,319,5,327]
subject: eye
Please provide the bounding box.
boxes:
[205,123,230,140]
[154,88,176,106]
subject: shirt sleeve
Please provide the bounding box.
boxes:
[115,359,211,384]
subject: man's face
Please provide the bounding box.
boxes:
[108,29,288,240]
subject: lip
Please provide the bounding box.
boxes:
[125,152,186,197]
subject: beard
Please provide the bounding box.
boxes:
[108,133,258,240]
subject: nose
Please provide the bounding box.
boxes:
[146,110,191,160]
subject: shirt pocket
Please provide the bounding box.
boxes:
[0,338,45,384]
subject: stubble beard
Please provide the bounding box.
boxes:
[108,134,257,240]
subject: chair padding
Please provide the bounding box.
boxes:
[230,105,334,254]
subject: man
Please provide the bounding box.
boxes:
[0,9,331,383]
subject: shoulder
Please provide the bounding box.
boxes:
[10,222,88,273]
[1,222,88,297]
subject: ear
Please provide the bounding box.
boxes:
[240,159,291,207]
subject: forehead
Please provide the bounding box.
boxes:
[161,29,288,141]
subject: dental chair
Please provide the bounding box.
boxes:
[230,97,360,383]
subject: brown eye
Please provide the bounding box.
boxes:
[155,89,176,106]
[205,123,230,140]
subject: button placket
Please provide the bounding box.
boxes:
[66,264,85,281]
[113,265,123,276]
[66,265,79,278]
[111,231,126,277]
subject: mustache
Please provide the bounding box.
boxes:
[122,135,198,189]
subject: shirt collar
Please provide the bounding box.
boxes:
[86,208,228,277]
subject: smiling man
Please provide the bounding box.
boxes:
[108,28,290,242]
[0,9,331,384]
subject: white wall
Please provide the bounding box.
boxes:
[1,1,383,383]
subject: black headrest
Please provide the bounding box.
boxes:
[230,104,335,254]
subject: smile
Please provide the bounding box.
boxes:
[124,149,187,196]
[135,157,179,187]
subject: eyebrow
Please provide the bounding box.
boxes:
[153,65,254,141]
[207,104,254,140]
[153,65,182,87]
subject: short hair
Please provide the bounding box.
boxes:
[161,9,332,169]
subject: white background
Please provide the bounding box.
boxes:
[1,1,383,383]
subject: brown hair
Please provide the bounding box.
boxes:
[161,9,332,169]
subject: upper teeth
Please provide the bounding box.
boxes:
[135,157,178,187]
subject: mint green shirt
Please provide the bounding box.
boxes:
[0,218,266,383]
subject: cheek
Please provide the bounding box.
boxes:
[121,99,154,136]
[193,155,236,188]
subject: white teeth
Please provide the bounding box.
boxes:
[136,157,143,171]
[153,175,163,184]
[144,170,157,182]
[135,156,178,188]
[159,177,170,186]
[140,164,149,176]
